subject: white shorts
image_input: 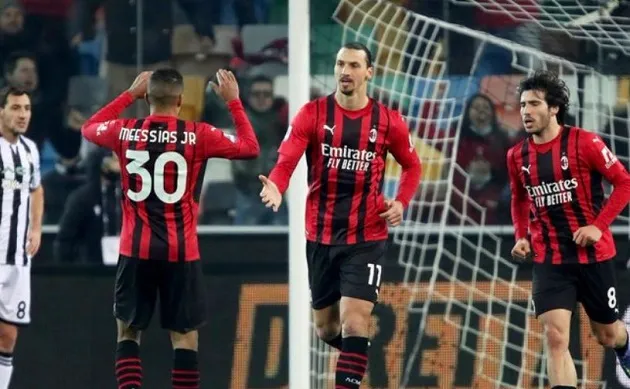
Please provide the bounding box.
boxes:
[0,265,30,326]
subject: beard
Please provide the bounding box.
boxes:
[340,88,354,96]
[8,126,25,136]
[526,114,550,135]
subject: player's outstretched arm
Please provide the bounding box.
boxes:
[81,71,150,148]
[575,134,630,245]
[265,103,315,197]
[200,69,260,159]
[507,147,532,260]
[387,111,422,213]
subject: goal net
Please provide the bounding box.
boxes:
[307,0,630,388]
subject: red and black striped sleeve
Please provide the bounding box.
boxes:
[198,99,260,160]
[507,144,529,240]
[582,132,630,231]
[387,110,421,208]
[269,102,315,194]
[81,92,134,150]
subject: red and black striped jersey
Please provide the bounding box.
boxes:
[82,92,260,261]
[507,126,630,264]
[269,94,422,245]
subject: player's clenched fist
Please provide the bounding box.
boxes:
[259,175,282,212]
[379,200,404,227]
[511,238,532,261]
[209,69,240,103]
[573,225,602,247]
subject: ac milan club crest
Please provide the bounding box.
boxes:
[561,154,569,170]
[369,127,377,143]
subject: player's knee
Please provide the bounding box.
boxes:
[315,321,341,342]
[0,324,17,352]
[543,324,569,353]
[117,322,141,343]
[341,313,370,337]
[592,325,618,348]
[170,330,198,351]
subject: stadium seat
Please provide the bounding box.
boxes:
[617,75,630,106]
[241,25,288,55]
[385,140,444,181]
[180,76,207,121]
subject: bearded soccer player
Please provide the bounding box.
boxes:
[0,87,42,389]
[259,42,422,389]
[81,68,260,389]
[507,70,630,388]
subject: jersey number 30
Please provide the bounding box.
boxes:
[125,150,187,204]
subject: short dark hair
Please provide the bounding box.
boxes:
[147,68,184,108]
[342,42,373,68]
[0,86,29,107]
[518,70,570,125]
[3,51,36,76]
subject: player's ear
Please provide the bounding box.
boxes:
[366,66,373,81]
[550,105,559,116]
[177,95,182,108]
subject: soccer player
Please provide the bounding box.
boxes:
[81,68,260,389]
[259,42,422,388]
[507,70,630,388]
[0,87,43,389]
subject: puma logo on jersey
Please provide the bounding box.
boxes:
[521,165,531,174]
[323,125,335,134]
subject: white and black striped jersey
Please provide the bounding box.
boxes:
[0,136,40,266]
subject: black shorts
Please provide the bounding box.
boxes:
[306,240,387,310]
[114,256,207,333]
[532,260,619,324]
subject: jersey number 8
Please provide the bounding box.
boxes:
[125,150,188,204]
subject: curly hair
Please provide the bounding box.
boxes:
[518,70,570,125]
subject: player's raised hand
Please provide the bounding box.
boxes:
[573,225,602,247]
[26,227,41,257]
[128,71,152,99]
[379,200,404,227]
[511,238,532,262]
[209,69,240,103]
[259,175,282,212]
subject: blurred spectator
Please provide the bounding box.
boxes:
[458,153,506,225]
[230,36,288,78]
[42,155,85,224]
[20,0,77,106]
[54,149,121,264]
[209,0,271,27]
[0,1,34,72]
[80,0,215,117]
[71,5,105,76]
[457,93,510,181]
[3,51,65,154]
[67,75,108,158]
[230,75,288,225]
